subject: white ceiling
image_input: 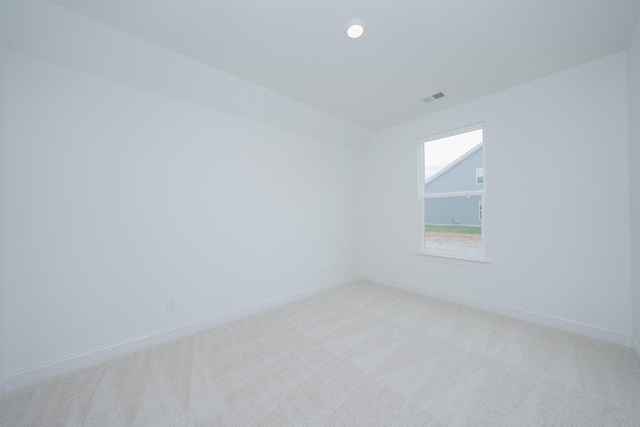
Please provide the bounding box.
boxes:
[51,0,640,132]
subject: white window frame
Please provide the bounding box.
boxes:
[418,124,486,261]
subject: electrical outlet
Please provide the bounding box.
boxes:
[166,297,177,312]
[494,280,504,291]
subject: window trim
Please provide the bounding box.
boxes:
[418,124,487,261]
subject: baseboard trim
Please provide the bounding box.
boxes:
[4,276,360,393]
[362,274,631,347]
[632,334,640,369]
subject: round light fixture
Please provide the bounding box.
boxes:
[345,19,365,39]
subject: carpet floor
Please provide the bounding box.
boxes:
[1,281,639,426]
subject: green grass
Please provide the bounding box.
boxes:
[425,225,481,235]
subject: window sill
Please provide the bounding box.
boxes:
[415,251,490,268]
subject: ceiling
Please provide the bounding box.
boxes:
[50,0,640,132]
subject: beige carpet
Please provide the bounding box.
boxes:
[1,281,640,426]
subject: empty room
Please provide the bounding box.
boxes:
[1,0,640,425]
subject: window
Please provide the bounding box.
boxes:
[419,126,485,260]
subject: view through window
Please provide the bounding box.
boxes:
[421,127,484,259]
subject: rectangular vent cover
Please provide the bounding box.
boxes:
[422,92,445,103]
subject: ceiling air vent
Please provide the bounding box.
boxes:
[422,92,445,104]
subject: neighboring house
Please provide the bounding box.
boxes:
[424,144,483,226]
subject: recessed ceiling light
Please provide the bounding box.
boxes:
[345,19,365,39]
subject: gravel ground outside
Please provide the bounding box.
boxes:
[425,231,482,255]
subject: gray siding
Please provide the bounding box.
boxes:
[425,147,483,194]
[425,195,482,226]
[424,145,483,227]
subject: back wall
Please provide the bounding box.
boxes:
[361,51,632,344]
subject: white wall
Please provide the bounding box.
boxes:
[362,52,632,345]
[629,17,640,360]
[0,0,7,394]
[3,52,362,390]
[1,0,367,392]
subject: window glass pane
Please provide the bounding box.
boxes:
[424,129,483,182]
[424,145,483,194]
[421,126,484,260]
[424,195,482,257]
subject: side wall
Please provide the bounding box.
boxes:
[3,53,361,390]
[2,0,367,392]
[362,52,632,345]
[0,0,7,395]
[629,17,640,364]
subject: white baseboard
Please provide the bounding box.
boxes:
[4,276,360,393]
[632,334,640,369]
[362,274,631,347]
